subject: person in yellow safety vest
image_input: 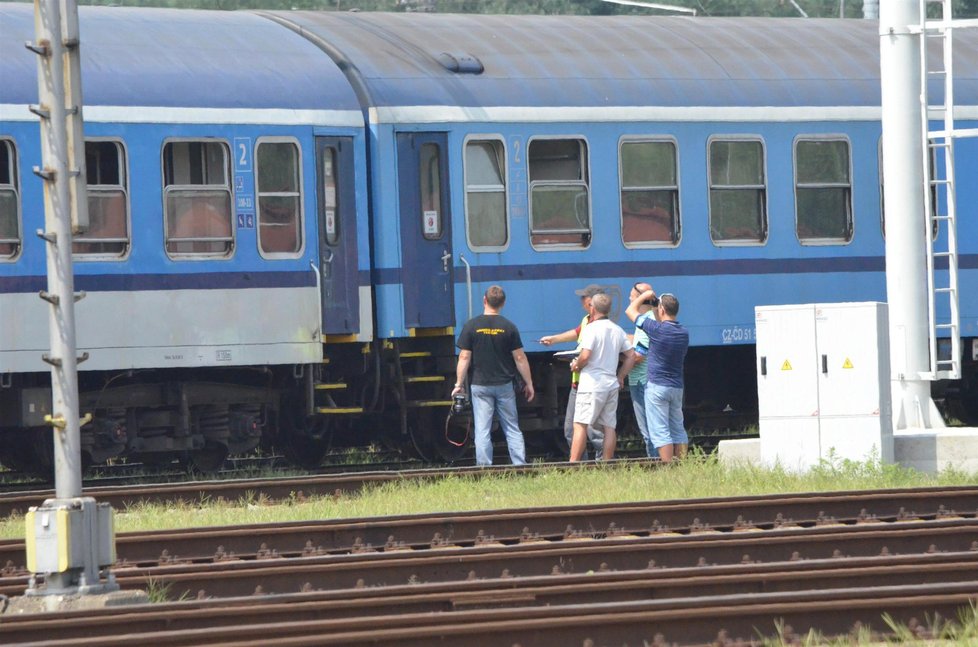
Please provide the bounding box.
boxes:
[540,283,606,460]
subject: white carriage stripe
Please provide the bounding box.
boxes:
[0,104,364,127]
[368,105,978,125]
[4,102,976,127]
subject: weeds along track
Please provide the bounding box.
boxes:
[0,458,656,519]
[0,489,976,645]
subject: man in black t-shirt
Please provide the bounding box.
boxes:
[452,285,535,466]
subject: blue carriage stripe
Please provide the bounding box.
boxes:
[0,271,317,293]
[3,254,974,294]
[369,255,894,286]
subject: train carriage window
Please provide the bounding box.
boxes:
[256,139,302,256]
[464,138,508,249]
[879,139,939,240]
[163,140,233,257]
[0,139,20,260]
[708,138,767,245]
[74,140,129,258]
[795,137,853,244]
[420,143,443,240]
[528,138,590,248]
[620,139,680,247]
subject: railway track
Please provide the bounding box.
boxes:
[0,488,975,643]
[0,483,975,572]
[2,520,975,644]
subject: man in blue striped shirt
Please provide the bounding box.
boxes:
[626,289,689,463]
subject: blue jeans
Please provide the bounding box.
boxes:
[645,383,688,450]
[629,381,654,457]
[471,383,526,466]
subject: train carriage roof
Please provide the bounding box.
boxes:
[266,11,978,113]
[0,4,361,116]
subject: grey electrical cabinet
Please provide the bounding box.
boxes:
[755,302,893,471]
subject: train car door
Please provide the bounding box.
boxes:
[396,132,454,329]
[316,136,359,335]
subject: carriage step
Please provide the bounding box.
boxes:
[314,382,347,390]
[404,376,445,383]
[400,351,432,359]
[407,400,453,408]
[315,407,364,414]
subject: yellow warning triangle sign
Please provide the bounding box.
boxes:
[781,360,792,371]
[842,358,854,369]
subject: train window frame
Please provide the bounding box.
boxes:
[0,138,21,261]
[162,138,234,259]
[878,136,939,241]
[73,138,131,260]
[463,135,510,252]
[707,135,768,247]
[618,136,681,249]
[793,135,854,246]
[255,137,304,259]
[527,135,592,251]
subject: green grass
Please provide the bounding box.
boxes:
[1,452,974,539]
[758,602,978,645]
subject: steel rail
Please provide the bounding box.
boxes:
[1,484,975,571]
[7,581,977,646]
[2,551,977,643]
[1,517,974,599]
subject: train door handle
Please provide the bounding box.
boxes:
[440,250,452,272]
[821,354,828,374]
[320,249,334,279]
[760,356,767,376]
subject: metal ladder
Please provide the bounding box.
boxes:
[914,0,978,380]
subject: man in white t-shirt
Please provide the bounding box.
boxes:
[568,293,637,461]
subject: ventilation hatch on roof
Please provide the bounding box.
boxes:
[437,52,483,74]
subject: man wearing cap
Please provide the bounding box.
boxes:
[540,283,606,459]
[626,282,656,457]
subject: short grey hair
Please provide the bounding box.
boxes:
[591,292,612,315]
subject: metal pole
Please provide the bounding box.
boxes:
[879,0,943,428]
[33,0,85,499]
[23,1,117,599]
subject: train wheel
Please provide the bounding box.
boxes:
[185,442,228,474]
[407,409,470,464]
[282,417,332,470]
[435,412,471,464]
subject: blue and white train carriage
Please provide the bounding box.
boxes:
[0,4,371,470]
[1,5,976,472]
[269,11,978,436]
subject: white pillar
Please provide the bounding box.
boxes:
[879,0,944,429]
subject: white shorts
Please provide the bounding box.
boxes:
[573,388,619,429]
